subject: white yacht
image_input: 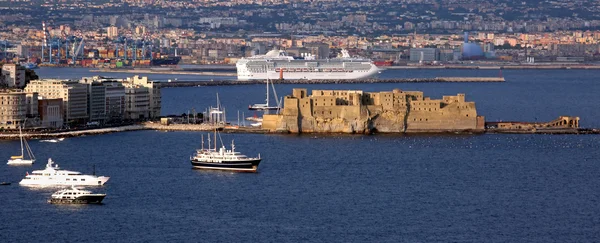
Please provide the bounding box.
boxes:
[7,127,35,165]
[40,138,65,143]
[190,132,262,172]
[19,158,110,186]
[48,186,106,204]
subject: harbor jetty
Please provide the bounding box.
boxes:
[160,77,505,88]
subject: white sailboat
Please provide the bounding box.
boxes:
[248,78,281,111]
[7,127,35,165]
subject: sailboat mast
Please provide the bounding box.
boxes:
[214,129,217,150]
[201,134,204,150]
[19,126,24,157]
[266,78,270,105]
[271,80,280,109]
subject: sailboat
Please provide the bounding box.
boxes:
[248,78,281,111]
[7,127,35,165]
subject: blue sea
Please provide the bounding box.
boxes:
[1,68,599,242]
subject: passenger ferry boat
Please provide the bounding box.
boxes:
[236,49,380,80]
[190,132,261,172]
[19,158,110,186]
[48,186,106,204]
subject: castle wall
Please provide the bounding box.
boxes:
[266,88,482,133]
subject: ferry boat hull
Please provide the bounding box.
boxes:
[190,159,261,172]
[49,194,106,204]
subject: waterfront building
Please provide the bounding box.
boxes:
[0,90,29,129]
[263,88,484,133]
[103,81,126,122]
[38,98,64,129]
[80,76,126,122]
[1,64,26,88]
[88,82,107,123]
[25,92,38,119]
[25,80,89,124]
[409,48,439,62]
[122,75,161,120]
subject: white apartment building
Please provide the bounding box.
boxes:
[1,64,26,88]
[123,75,161,120]
[0,90,29,129]
[25,79,88,123]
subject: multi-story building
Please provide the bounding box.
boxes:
[106,26,118,39]
[0,90,29,129]
[103,81,126,122]
[1,64,26,88]
[38,98,64,129]
[87,82,107,123]
[25,79,88,124]
[123,75,161,120]
[124,86,150,120]
[409,48,439,62]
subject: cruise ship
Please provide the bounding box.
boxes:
[236,49,380,81]
[20,158,110,186]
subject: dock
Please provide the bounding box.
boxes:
[160,77,505,88]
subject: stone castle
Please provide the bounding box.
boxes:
[262,88,485,133]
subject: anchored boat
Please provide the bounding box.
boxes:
[190,131,262,172]
[7,127,35,165]
[48,186,106,204]
[20,158,110,186]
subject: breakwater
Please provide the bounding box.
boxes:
[160,76,505,88]
[90,68,237,76]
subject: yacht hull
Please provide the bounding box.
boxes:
[7,159,34,165]
[248,106,279,111]
[49,195,106,204]
[19,176,110,186]
[190,159,261,172]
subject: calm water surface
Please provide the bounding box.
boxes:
[0,68,598,242]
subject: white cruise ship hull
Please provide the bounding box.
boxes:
[19,176,110,186]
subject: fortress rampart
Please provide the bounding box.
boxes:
[262,88,485,133]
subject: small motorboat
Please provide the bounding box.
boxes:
[40,138,65,143]
[0,182,11,186]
